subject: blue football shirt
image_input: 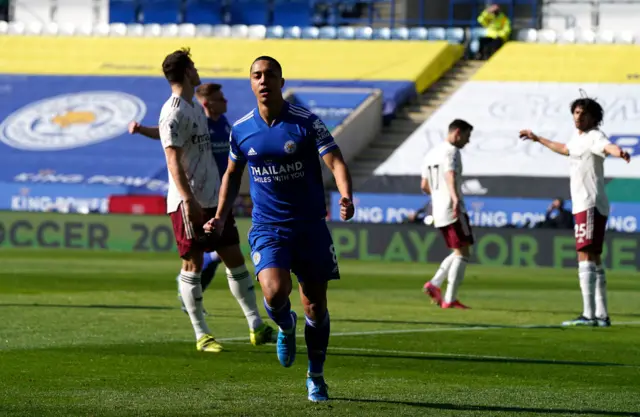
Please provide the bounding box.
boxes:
[207,115,231,177]
[229,102,338,225]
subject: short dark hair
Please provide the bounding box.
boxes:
[570,97,604,127]
[448,119,473,132]
[162,47,193,83]
[196,83,222,97]
[251,56,282,76]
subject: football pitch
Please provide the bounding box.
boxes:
[1,249,639,417]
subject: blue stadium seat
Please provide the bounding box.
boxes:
[283,26,301,38]
[318,26,337,39]
[185,0,223,25]
[337,26,355,39]
[409,27,427,40]
[372,27,390,40]
[427,27,446,40]
[446,27,465,43]
[354,26,372,40]
[273,0,311,27]
[229,0,270,25]
[301,26,319,39]
[109,0,140,23]
[469,27,487,40]
[390,27,409,40]
[266,25,284,38]
[141,0,183,24]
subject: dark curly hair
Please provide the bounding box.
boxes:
[570,97,604,128]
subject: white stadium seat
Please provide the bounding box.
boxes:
[212,24,231,38]
[106,23,125,37]
[248,24,266,39]
[76,23,94,36]
[616,30,635,44]
[8,21,26,35]
[576,29,596,44]
[230,24,249,38]
[126,23,145,37]
[537,29,557,44]
[195,24,213,37]
[516,28,537,42]
[58,22,76,36]
[178,23,196,37]
[0,20,8,35]
[595,29,615,44]
[161,23,179,37]
[25,22,44,35]
[144,23,162,37]
[558,29,577,43]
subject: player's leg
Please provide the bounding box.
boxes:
[292,222,339,402]
[563,208,599,327]
[177,251,219,314]
[422,230,456,305]
[216,242,276,345]
[440,215,473,309]
[170,205,222,352]
[592,211,609,327]
[249,225,296,365]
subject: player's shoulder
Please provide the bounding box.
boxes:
[160,96,188,119]
[230,109,256,140]
[287,103,315,121]
[587,128,609,141]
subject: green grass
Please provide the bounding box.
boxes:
[1,249,639,417]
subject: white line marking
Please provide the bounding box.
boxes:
[219,320,640,343]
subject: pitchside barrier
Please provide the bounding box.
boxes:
[0,212,638,271]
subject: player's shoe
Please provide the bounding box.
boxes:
[561,315,597,327]
[306,375,329,402]
[441,300,470,309]
[422,282,442,305]
[196,334,223,352]
[276,311,297,368]
[250,323,277,346]
[596,317,611,327]
[178,293,208,316]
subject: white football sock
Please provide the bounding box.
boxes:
[226,265,263,330]
[179,270,211,340]
[431,253,456,287]
[578,261,596,319]
[595,265,608,319]
[444,256,468,304]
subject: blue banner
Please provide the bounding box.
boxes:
[331,192,640,233]
[289,89,373,131]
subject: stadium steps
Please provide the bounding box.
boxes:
[347,60,484,189]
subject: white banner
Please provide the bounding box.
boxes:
[375,81,640,178]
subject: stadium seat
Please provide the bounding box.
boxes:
[25,22,44,35]
[141,0,183,24]
[195,23,214,36]
[229,0,270,25]
[230,24,249,38]
[616,30,635,44]
[318,26,337,39]
[41,22,58,35]
[109,0,140,23]
[8,21,26,35]
[537,29,557,43]
[178,23,197,37]
[248,24,267,39]
[103,22,121,36]
[161,23,180,37]
[212,24,231,37]
[445,27,464,43]
[0,20,8,35]
[577,29,596,44]
[558,29,576,44]
[337,26,355,40]
[354,26,372,40]
[372,27,390,40]
[391,27,409,40]
[428,27,446,41]
[59,22,76,36]
[143,23,162,36]
[273,0,311,27]
[516,28,537,42]
[76,23,94,36]
[283,26,301,38]
[266,25,284,38]
[408,27,427,40]
[301,26,320,39]
[126,23,145,36]
[596,29,615,44]
[185,0,223,25]
[469,26,486,41]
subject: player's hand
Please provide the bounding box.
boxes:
[518,129,538,142]
[620,150,631,163]
[128,121,141,135]
[183,198,203,227]
[203,217,225,236]
[339,197,354,221]
[452,198,461,219]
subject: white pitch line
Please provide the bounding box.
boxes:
[218,320,640,343]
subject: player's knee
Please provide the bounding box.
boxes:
[303,301,327,322]
[182,255,203,273]
[260,268,293,303]
[216,244,245,268]
[225,264,249,280]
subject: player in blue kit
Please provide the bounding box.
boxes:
[205,56,355,402]
[129,82,276,346]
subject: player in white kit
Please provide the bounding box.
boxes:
[159,48,225,352]
[519,97,630,327]
[421,119,475,309]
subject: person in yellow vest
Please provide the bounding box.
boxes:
[476,4,511,60]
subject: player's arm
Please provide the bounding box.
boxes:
[128,121,161,140]
[159,114,194,202]
[420,177,431,195]
[322,149,353,202]
[519,129,569,156]
[603,144,631,162]
[444,150,461,217]
[215,130,246,222]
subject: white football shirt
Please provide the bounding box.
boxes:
[159,94,220,213]
[566,129,611,216]
[421,141,466,228]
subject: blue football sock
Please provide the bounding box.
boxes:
[264,297,294,332]
[305,310,330,376]
[200,257,221,292]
